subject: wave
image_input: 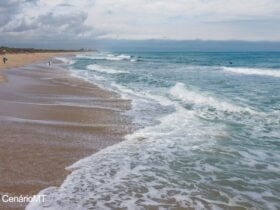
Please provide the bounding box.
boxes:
[111,54,131,60]
[24,101,278,210]
[26,106,225,210]
[223,67,280,78]
[24,104,279,210]
[27,103,271,210]
[170,82,254,113]
[77,53,133,61]
[110,83,174,108]
[87,64,128,74]
[26,52,280,210]
[54,57,75,65]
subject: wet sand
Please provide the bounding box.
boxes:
[0,62,132,209]
[0,75,6,83]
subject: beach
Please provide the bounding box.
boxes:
[0,52,77,70]
[0,54,132,209]
[1,0,279,209]
[26,52,279,210]
[1,52,279,210]
[0,52,75,84]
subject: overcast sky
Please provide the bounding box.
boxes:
[1,0,280,49]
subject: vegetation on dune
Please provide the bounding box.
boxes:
[0,47,90,54]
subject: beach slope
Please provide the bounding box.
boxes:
[0,60,131,209]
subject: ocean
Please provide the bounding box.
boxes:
[28,52,280,210]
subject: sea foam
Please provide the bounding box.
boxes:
[87,64,128,74]
[26,107,225,210]
[77,53,132,61]
[26,52,280,210]
[54,57,75,65]
[223,67,280,78]
[170,82,254,113]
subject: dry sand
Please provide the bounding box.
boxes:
[0,52,76,70]
[0,52,76,84]
[0,59,132,209]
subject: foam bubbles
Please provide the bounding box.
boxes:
[87,64,128,74]
[223,67,280,78]
[27,103,279,210]
[54,57,75,65]
[26,53,280,210]
[26,108,224,210]
[170,82,254,113]
[77,53,133,62]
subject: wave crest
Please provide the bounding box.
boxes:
[223,67,280,78]
[170,82,254,113]
[77,53,133,61]
[87,64,128,74]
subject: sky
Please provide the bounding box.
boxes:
[1,0,280,50]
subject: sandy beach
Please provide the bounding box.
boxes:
[0,56,132,209]
[0,52,77,70]
[0,52,76,84]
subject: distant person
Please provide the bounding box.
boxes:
[48,60,51,66]
[3,56,8,64]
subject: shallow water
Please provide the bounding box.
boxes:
[27,52,280,210]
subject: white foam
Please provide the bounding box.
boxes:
[223,67,280,78]
[87,64,128,74]
[26,54,279,210]
[111,83,173,107]
[54,57,75,65]
[25,100,278,210]
[143,92,174,106]
[26,107,222,210]
[170,82,254,113]
[76,54,100,59]
[77,53,132,61]
[108,54,131,61]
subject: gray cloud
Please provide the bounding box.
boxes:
[0,0,98,43]
[33,11,95,39]
[0,0,38,27]
[57,3,74,7]
[40,12,87,28]
[1,0,280,49]
[3,10,89,35]
[0,1,20,27]
[8,18,39,32]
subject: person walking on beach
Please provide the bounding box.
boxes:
[48,60,51,66]
[3,56,8,64]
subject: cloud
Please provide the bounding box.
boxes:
[0,0,40,30]
[85,0,280,40]
[0,0,280,47]
[0,1,23,27]
[0,0,98,43]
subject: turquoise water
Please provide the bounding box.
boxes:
[28,52,280,210]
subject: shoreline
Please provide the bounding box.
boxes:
[0,52,78,70]
[0,52,77,84]
[0,58,132,209]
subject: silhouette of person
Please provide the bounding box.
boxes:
[3,57,8,64]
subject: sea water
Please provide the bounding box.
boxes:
[27,52,280,210]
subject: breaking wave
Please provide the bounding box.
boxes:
[87,64,128,74]
[223,67,280,78]
[77,53,134,61]
[170,82,254,113]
